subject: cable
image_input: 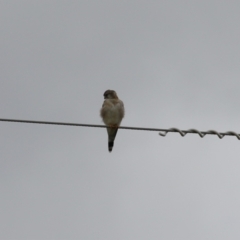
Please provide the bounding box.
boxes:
[0,118,239,140]
[158,128,240,140]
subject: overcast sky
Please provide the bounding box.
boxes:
[1,1,240,239]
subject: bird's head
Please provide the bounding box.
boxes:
[103,90,118,99]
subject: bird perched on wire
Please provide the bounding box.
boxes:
[100,90,125,152]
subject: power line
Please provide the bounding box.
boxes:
[0,118,239,140]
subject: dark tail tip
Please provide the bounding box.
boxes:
[108,141,114,152]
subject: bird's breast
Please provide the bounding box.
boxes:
[103,106,122,125]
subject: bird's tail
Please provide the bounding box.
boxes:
[107,127,118,152]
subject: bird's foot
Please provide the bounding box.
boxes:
[107,124,118,129]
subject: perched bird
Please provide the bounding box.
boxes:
[100,90,125,152]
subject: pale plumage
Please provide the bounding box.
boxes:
[100,90,124,152]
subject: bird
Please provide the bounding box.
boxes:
[100,90,125,152]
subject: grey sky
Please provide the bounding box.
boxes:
[1,1,240,239]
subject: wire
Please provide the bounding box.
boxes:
[158,128,240,140]
[0,118,239,140]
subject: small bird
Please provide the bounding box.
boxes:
[100,90,125,152]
